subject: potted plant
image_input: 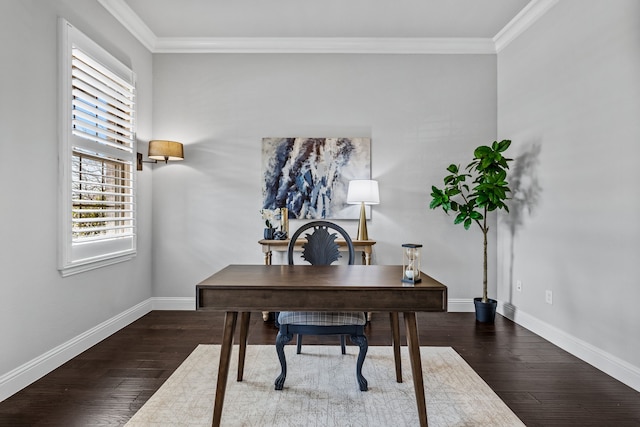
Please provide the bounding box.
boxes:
[429,139,512,323]
[261,208,280,240]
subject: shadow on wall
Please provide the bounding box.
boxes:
[503,141,543,304]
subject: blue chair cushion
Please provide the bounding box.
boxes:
[278,311,366,326]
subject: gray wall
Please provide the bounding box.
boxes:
[0,0,153,392]
[497,0,640,384]
[4,0,638,401]
[150,53,498,302]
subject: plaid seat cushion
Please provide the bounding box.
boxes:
[278,311,366,326]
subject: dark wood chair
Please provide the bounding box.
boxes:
[275,220,368,391]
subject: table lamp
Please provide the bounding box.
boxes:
[347,180,380,240]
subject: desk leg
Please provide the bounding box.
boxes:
[390,312,402,383]
[404,312,428,427]
[212,311,237,427]
[237,312,251,381]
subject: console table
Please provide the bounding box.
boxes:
[259,238,376,265]
[258,238,377,320]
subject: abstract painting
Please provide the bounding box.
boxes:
[262,137,371,219]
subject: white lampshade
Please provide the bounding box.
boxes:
[347,180,380,205]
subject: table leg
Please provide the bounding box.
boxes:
[237,312,251,381]
[390,312,402,383]
[262,250,272,321]
[363,251,371,265]
[212,311,237,427]
[404,311,428,427]
[364,251,372,321]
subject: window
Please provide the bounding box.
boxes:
[59,19,136,276]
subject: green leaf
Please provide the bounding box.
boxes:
[463,218,472,229]
[497,139,511,152]
[469,211,483,220]
[455,174,469,185]
[447,164,459,174]
[482,156,493,167]
[474,146,491,158]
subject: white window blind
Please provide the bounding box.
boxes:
[59,20,137,276]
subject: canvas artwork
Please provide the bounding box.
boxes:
[262,137,371,219]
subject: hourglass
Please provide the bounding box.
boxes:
[402,243,422,284]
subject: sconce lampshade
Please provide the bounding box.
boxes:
[148,140,184,163]
[347,180,380,241]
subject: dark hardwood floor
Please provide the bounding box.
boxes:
[1,311,638,426]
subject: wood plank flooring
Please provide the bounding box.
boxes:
[1,311,638,426]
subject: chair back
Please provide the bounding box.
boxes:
[287,220,355,265]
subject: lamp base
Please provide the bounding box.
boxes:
[356,202,369,241]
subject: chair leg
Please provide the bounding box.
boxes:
[296,334,303,354]
[275,331,293,390]
[350,334,368,391]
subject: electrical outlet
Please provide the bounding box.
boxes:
[545,290,553,305]
[516,280,522,292]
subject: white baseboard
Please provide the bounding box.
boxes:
[0,299,152,402]
[151,297,196,310]
[147,298,483,313]
[447,298,475,312]
[498,301,640,392]
[153,297,472,313]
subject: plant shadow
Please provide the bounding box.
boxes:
[503,141,543,304]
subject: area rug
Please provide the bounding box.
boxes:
[126,345,524,426]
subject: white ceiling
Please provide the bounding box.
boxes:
[98,0,558,53]
[123,0,530,38]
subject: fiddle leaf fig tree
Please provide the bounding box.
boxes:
[430,139,512,303]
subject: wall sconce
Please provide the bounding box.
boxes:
[347,179,380,240]
[137,140,184,170]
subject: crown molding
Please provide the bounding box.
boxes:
[99,0,557,55]
[493,0,559,52]
[98,0,157,52]
[154,37,496,54]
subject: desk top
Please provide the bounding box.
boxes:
[196,264,447,313]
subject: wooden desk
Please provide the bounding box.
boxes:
[196,264,447,427]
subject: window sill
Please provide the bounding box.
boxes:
[59,251,136,277]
